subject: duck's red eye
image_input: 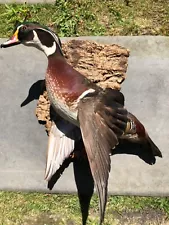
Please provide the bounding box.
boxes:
[21,25,27,31]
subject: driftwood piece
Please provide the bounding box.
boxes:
[35,40,130,134]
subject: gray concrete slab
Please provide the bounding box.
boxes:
[0,36,169,196]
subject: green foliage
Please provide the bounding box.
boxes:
[0,0,169,38]
[0,192,169,224]
[0,1,106,38]
[52,0,106,36]
[1,3,41,32]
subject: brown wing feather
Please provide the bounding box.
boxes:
[78,89,128,224]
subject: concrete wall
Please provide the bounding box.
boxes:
[0,36,169,195]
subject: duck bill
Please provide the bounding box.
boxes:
[1,30,21,48]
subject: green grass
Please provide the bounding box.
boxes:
[0,192,169,224]
[0,0,169,38]
[1,0,169,224]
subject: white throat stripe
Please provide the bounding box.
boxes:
[32,30,57,56]
[36,27,63,54]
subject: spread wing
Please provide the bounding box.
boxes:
[45,119,81,181]
[78,88,127,224]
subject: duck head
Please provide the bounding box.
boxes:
[1,21,63,57]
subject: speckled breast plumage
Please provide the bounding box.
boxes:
[46,72,79,126]
[45,56,88,126]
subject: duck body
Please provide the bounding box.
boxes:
[0,21,162,225]
[46,54,97,126]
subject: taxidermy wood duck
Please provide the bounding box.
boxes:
[1,21,162,225]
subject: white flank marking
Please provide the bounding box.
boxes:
[77,89,95,102]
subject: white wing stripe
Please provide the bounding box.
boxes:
[45,122,76,181]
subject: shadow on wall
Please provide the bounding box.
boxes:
[20,79,45,107]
